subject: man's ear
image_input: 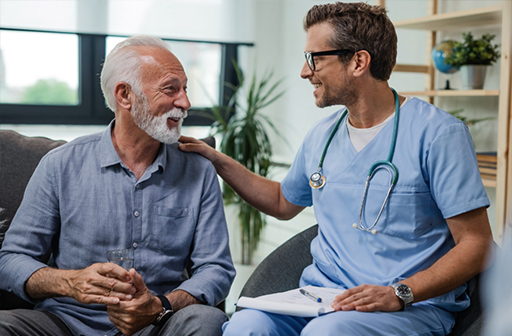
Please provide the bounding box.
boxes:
[114,82,134,110]
[351,50,372,78]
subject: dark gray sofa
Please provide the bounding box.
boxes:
[0,130,67,309]
[240,224,487,336]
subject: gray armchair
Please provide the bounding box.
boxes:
[239,224,486,336]
[0,130,67,309]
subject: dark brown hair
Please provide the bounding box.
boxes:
[304,2,397,81]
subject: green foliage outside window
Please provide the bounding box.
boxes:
[21,78,78,105]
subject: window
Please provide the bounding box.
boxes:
[106,37,221,108]
[0,30,79,105]
[0,28,250,126]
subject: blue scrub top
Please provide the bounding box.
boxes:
[281,97,490,312]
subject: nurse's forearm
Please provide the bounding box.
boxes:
[400,207,493,302]
[210,150,304,220]
[178,136,304,220]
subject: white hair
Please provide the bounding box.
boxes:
[100,35,171,112]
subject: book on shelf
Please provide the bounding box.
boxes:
[478,162,497,169]
[478,166,497,176]
[236,285,345,317]
[476,152,497,164]
[480,173,497,181]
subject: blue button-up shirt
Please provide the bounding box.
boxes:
[0,123,235,336]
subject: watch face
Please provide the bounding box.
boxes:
[392,283,414,308]
[396,284,411,296]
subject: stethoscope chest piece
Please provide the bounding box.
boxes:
[309,171,326,189]
[309,88,401,234]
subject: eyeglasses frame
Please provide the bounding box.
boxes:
[304,49,355,71]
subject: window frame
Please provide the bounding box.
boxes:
[0,28,251,126]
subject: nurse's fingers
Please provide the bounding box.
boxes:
[331,284,402,312]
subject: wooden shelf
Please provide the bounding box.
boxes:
[393,64,430,73]
[390,0,511,240]
[399,90,500,97]
[394,5,502,31]
[482,178,497,188]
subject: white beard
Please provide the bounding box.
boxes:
[131,95,187,144]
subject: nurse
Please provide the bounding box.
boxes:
[179,2,493,335]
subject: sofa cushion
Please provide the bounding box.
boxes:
[0,130,66,248]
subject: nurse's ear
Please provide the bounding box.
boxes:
[350,50,371,78]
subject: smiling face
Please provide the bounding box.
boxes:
[130,92,187,144]
[132,46,191,143]
[300,22,357,108]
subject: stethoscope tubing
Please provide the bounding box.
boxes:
[357,165,396,233]
[310,88,400,234]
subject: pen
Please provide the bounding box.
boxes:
[299,288,322,302]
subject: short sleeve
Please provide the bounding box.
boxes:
[428,122,490,218]
[281,141,313,207]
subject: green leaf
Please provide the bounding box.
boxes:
[444,32,500,67]
[204,59,287,264]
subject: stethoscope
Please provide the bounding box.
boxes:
[309,88,400,235]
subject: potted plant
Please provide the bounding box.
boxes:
[208,62,285,265]
[448,108,493,126]
[444,32,500,89]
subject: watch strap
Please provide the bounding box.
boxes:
[157,294,172,311]
[153,294,173,326]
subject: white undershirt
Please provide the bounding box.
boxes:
[347,96,411,152]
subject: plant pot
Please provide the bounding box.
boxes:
[460,65,488,90]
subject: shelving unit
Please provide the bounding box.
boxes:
[389,0,512,241]
[401,90,499,97]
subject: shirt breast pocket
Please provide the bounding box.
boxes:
[150,206,195,253]
[379,190,438,239]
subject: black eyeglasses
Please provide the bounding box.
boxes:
[304,49,354,71]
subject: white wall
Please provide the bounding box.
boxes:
[0,0,253,43]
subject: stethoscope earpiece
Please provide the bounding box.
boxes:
[352,223,377,234]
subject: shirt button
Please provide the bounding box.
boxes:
[132,242,138,248]
[134,211,140,217]
[135,184,140,189]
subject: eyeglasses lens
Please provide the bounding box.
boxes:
[305,52,315,71]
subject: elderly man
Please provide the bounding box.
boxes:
[0,35,235,336]
[179,2,493,336]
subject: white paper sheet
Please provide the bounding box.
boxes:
[236,285,345,317]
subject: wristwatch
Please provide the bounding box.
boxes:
[390,283,414,310]
[154,294,174,326]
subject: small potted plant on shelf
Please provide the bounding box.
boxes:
[443,32,500,90]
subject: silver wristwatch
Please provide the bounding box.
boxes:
[390,283,414,310]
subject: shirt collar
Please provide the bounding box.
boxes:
[100,120,122,169]
[99,120,168,173]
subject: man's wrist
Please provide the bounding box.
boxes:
[390,283,414,310]
[153,294,173,326]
